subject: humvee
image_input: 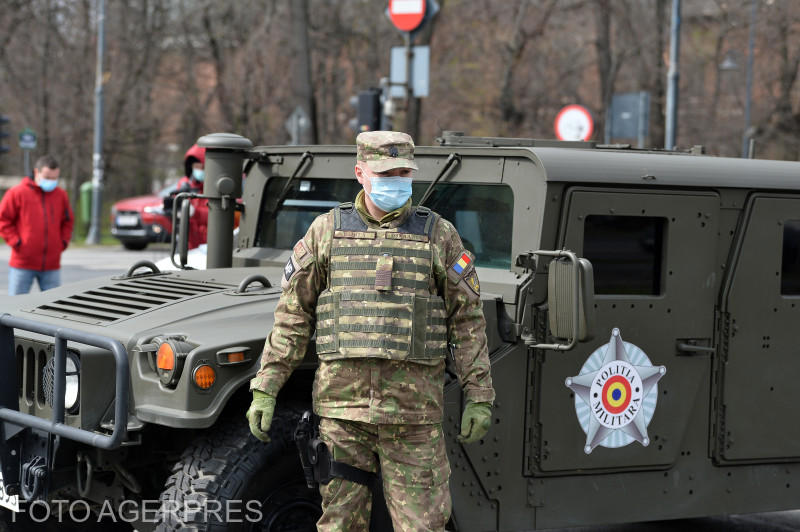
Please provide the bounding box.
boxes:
[2,131,800,531]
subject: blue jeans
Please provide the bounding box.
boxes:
[8,267,61,296]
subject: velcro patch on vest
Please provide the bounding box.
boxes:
[334,230,376,240]
[447,250,475,284]
[375,254,394,291]
[384,232,429,243]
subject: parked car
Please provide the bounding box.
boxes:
[110,183,176,250]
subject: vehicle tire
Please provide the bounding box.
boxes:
[155,405,321,532]
[122,241,148,251]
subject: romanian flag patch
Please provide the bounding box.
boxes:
[451,252,471,275]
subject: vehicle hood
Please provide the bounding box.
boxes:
[0,267,285,349]
[113,194,162,211]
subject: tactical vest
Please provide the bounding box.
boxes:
[315,203,448,364]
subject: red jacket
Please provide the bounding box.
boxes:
[0,177,74,270]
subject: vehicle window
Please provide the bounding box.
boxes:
[583,215,666,295]
[412,183,513,269]
[256,178,514,269]
[255,178,362,249]
[781,220,800,295]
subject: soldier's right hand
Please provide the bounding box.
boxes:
[246,391,276,443]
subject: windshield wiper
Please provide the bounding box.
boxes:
[271,151,314,217]
[418,153,461,207]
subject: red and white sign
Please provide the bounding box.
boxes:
[554,104,594,141]
[389,0,426,32]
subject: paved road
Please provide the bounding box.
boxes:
[1,244,800,530]
[0,243,175,293]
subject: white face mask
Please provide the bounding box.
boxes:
[192,168,205,182]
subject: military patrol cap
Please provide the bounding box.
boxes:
[356,130,419,172]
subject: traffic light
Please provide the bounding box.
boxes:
[349,89,381,133]
[0,115,9,154]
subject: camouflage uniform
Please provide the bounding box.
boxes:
[251,131,494,531]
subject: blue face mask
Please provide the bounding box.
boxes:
[368,176,412,212]
[192,168,205,182]
[39,178,58,193]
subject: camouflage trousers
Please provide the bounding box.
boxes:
[316,417,452,532]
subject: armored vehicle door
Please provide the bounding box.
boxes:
[715,194,800,462]
[530,188,720,473]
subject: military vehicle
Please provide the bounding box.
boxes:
[2,131,800,531]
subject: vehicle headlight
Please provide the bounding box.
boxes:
[42,352,80,414]
[143,205,164,215]
[155,338,190,387]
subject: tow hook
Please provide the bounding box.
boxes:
[21,455,47,500]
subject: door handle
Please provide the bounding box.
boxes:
[676,340,715,355]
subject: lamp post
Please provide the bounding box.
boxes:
[741,0,757,158]
[86,0,105,244]
[665,0,681,150]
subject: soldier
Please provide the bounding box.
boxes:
[247,131,495,531]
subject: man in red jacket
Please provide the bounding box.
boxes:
[175,144,208,249]
[0,155,74,295]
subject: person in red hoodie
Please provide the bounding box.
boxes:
[0,155,74,295]
[174,144,208,249]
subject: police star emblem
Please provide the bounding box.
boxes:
[565,328,666,454]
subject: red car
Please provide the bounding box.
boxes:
[110,184,176,250]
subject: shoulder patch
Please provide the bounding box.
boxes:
[447,249,475,285]
[464,270,480,296]
[282,239,314,290]
[293,239,314,269]
[284,257,296,281]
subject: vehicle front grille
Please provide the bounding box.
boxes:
[15,337,81,415]
[15,337,51,408]
[29,277,231,325]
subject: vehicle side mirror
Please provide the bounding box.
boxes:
[526,250,595,351]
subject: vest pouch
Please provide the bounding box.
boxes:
[409,295,448,362]
[315,290,447,363]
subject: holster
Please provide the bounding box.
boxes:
[294,411,379,490]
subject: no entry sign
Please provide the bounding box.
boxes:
[389,0,426,32]
[554,104,594,141]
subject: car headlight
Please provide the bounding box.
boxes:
[155,338,191,387]
[43,352,80,414]
[143,205,164,215]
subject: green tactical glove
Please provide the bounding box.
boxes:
[458,402,492,444]
[246,391,276,443]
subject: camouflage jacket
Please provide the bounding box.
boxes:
[251,190,495,424]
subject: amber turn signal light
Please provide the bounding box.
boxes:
[156,343,175,371]
[226,352,245,363]
[193,365,216,390]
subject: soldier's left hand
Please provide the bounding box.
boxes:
[457,402,492,444]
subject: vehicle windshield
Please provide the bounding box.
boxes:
[256,177,513,269]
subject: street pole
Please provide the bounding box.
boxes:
[742,0,757,158]
[404,33,413,110]
[665,0,681,150]
[86,0,105,244]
